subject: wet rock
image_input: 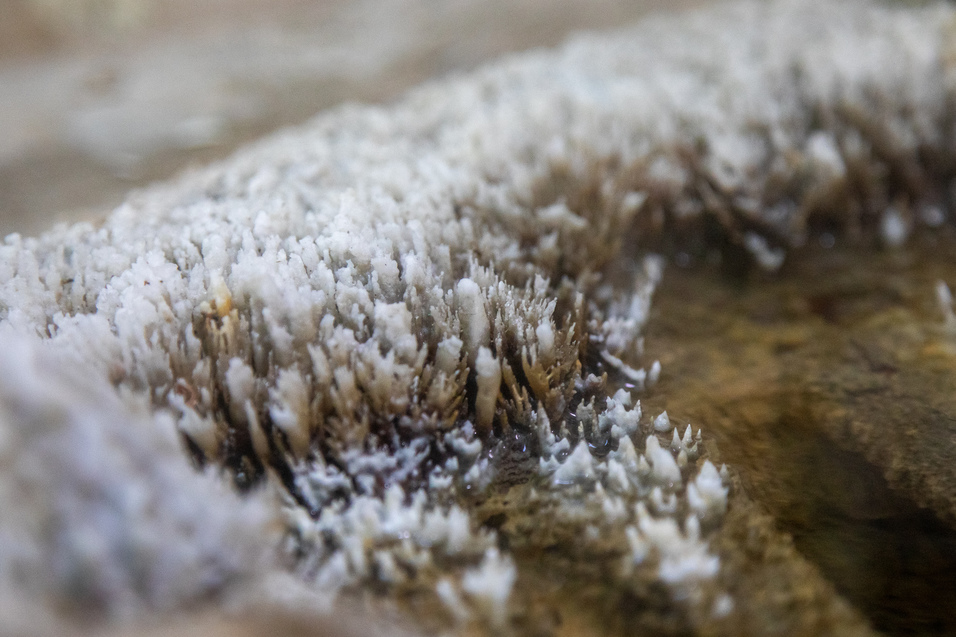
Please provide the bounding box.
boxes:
[643,232,956,635]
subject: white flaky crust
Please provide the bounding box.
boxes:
[1,0,952,632]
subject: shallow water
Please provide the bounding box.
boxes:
[642,229,956,635]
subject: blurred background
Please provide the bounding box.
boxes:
[0,0,707,237]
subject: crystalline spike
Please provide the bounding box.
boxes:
[553,441,596,485]
[688,460,729,518]
[653,411,671,433]
[645,434,682,486]
[611,436,639,468]
[677,449,688,469]
[686,442,699,461]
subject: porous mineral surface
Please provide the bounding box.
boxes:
[1,0,954,635]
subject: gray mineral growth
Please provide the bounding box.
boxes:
[2,1,956,635]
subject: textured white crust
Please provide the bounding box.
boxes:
[0,0,953,630]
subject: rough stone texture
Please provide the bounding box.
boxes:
[643,234,956,635]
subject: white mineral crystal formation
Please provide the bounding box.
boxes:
[0,0,952,632]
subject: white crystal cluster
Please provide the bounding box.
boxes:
[0,0,953,630]
[536,391,729,589]
[0,330,273,620]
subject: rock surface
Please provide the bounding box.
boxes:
[643,232,956,635]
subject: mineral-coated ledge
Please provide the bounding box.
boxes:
[1,1,954,635]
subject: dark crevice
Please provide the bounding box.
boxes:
[773,416,956,637]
